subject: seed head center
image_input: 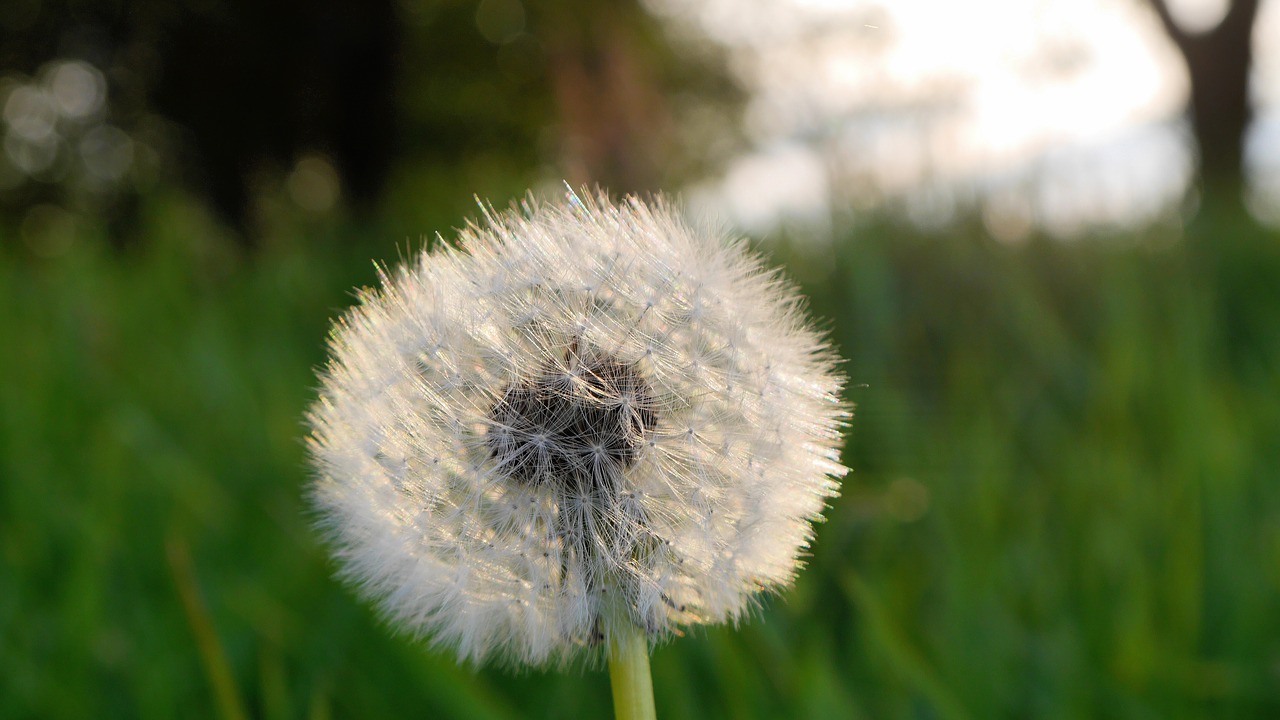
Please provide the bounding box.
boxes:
[487,353,657,490]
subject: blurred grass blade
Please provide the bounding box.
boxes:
[167,531,248,720]
[841,571,970,720]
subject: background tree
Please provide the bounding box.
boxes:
[0,0,742,245]
[1147,0,1260,210]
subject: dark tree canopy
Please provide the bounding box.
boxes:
[0,0,741,245]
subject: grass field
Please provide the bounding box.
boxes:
[2,194,1278,718]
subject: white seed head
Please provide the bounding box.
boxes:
[307,190,848,667]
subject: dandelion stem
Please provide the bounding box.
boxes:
[608,622,656,720]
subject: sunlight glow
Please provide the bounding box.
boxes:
[646,0,1259,235]
[1163,0,1231,34]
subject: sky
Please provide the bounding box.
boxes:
[647,0,1280,237]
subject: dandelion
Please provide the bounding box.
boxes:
[307,190,848,718]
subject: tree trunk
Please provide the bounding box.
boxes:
[1148,0,1258,210]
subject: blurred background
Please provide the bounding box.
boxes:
[1,0,1279,717]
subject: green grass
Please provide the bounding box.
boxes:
[1,194,1278,718]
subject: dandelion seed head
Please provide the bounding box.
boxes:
[307,191,848,667]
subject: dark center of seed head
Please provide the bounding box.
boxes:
[486,353,657,491]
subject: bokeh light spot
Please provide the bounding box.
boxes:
[4,131,59,175]
[80,125,133,183]
[4,85,57,141]
[476,0,526,45]
[983,190,1034,243]
[286,154,341,213]
[47,61,106,120]
[1163,0,1230,34]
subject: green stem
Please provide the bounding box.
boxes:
[608,621,656,720]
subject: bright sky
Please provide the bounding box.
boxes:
[647,0,1280,237]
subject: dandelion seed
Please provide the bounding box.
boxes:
[306,190,848,706]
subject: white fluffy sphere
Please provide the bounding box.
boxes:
[307,191,848,667]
